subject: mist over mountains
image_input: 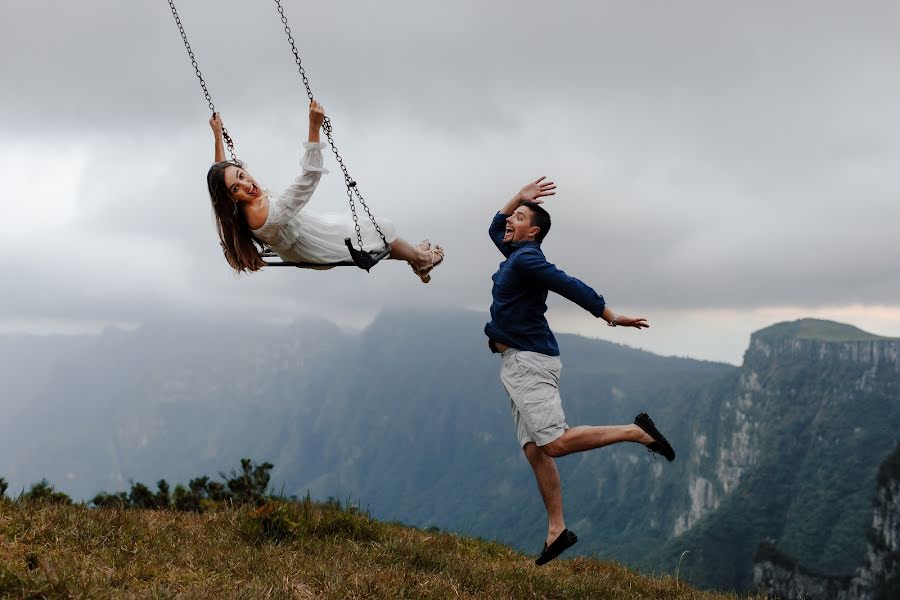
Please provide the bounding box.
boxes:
[1,310,897,593]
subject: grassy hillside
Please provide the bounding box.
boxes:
[0,499,764,600]
[753,318,894,342]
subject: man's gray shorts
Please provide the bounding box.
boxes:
[499,349,568,448]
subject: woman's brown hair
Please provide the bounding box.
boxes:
[206,161,267,274]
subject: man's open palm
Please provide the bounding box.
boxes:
[519,176,557,204]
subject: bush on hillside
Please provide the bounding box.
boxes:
[91,491,129,509]
[243,495,383,545]
[221,458,273,507]
[21,480,72,505]
[89,458,273,512]
[0,477,7,499]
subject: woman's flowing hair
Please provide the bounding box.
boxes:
[206,160,267,274]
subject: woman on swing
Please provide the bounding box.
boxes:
[207,100,445,281]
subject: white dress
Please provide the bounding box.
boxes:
[251,142,398,266]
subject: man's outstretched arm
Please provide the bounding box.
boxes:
[519,252,648,329]
[599,306,648,329]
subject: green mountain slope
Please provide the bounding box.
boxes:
[753,318,894,342]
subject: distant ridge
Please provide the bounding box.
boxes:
[752,318,894,342]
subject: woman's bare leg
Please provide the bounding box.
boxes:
[388,238,443,270]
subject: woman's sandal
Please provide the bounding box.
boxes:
[413,240,444,284]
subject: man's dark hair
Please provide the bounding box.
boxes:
[521,201,551,243]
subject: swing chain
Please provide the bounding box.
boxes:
[272,0,388,252]
[167,0,237,162]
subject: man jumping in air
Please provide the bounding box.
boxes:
[485,177,676,566]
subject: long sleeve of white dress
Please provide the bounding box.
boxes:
[251,142,398,266]
[251,142,329,251]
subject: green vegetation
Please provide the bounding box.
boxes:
[876,442,900,489]
[90,458,273,511]
[20,481,72,506]
[0,462,765,598]
[754,318,895,342]
[0,496,766,599]
[751,444,900,599]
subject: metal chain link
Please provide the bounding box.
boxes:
[272,0,388,251]
[167,0,237,162]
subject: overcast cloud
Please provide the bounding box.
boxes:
[2,0,899,363]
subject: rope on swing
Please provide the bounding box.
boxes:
[166,0,389,270]
[167,0,238,162]
[270,0,391,271]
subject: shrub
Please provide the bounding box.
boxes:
[21,480,72,505]
[244,496,382,545]
[89,458,274,512]
[173,484,201,512]
[248,502,301,543]
[91,491,129,509]
[222,458,273,506]
[312,508,382,543]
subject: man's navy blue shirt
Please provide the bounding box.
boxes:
[484,212,606,356]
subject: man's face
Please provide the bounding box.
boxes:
[503,206,539,243]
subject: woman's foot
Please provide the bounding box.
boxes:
[411,240,444,284]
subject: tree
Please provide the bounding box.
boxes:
[154,479,171,508]
[222,458,273,506]
[188,476,211,497]
[87,458,275,512]
[21,480,72,505]
[91,491,129,509]
[173,484,201,512]
[205,480,230,502]
[128,482,155,509]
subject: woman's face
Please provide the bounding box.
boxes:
[223,165,263,203]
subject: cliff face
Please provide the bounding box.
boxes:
[852,445,900,600]
[645,320,900,591]
[754,444,900,600]
[753,543,853,600]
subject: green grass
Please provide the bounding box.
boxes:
[755,318,894,342]
[0,498,766,599]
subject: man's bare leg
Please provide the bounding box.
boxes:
[523,442,567,546]
[542,424,654,458]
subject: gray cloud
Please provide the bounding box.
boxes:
[2,1,900,360]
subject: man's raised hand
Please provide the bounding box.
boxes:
[518,176,557,205]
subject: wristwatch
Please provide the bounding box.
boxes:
[607,313,619,327]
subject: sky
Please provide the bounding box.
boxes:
[2,0,899,364]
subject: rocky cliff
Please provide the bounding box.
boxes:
[754,443,900,600]
[642,319,900,591]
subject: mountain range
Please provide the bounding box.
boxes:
[1,311,897,593]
